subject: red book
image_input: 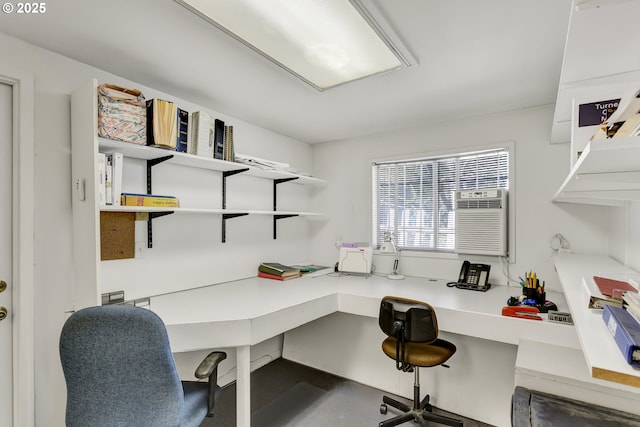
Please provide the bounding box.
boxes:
[258,271,298,281]
[593,276,638,298]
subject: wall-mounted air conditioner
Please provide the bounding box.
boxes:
[454,189,507,256]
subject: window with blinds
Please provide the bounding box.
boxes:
[372,148,509,251]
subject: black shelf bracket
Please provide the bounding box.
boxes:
[146,155,174,194]
[144,155,174,249]
[273,214,298,239]
[222,213,249,243]
[222,168,250,209]
[273,177,299,211]
[147,211,174,248]
[272,178,299,239]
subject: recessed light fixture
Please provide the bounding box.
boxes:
[175,0,416,91]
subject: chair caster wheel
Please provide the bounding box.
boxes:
[380,403,388,415]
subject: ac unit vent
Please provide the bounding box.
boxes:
[455,189,507,256]
[456,199,503,210]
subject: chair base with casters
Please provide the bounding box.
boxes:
[378,296,463,427]
[379,366,463,427]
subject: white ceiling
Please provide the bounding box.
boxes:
[0,0,573,144]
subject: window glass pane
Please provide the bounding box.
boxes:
[373,148,508,252]
[437,159,456,250]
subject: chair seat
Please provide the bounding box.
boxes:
[382,337,456,367]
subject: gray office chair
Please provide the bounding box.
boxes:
[59,304,227,427]
[378,296,462,427]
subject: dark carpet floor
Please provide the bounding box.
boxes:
[199,357,494,427]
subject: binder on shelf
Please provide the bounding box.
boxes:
[188,111,215,158]
[146,98,178,149]
[104,152,123,206]
[120,193,179,208]
[96,152,106,206]
[224,125,234,162]
[214,118,225,160]
[602,305,640,367]
[176,108,189,153]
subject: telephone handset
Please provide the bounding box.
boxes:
[449,260,491,291]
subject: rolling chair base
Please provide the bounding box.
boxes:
[379,390,463,427]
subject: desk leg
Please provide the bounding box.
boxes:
[237,345,251,427]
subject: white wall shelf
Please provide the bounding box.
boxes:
[99,138,327,186]
[550,1,640,144]
[553,136,640,205]
[554,253,640,389]
[100,205,323,216]
[71,78,326,309]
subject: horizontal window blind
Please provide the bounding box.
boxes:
[372,149,509,251]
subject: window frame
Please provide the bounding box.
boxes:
[371,142,514,257]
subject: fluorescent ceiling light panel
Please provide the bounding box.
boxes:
[176,0,413,90]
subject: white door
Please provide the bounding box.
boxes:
[0,81,13,423]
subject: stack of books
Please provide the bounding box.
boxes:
[258,262,301,281]
[120,193,179,207]
[590,89,640,140]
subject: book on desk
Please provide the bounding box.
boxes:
[258,262,301,280]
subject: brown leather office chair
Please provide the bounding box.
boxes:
[378,296,463,427]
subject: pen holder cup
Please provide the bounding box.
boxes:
[523,287,545,304]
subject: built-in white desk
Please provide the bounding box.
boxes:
[554,253,640,388]
[150,274,576,426]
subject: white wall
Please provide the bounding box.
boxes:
[612,201,640,272]
[0,32,315,426]
[309,105,610,291]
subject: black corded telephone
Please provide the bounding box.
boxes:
[447,260,491,291]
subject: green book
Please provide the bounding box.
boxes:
[259,262,300,277]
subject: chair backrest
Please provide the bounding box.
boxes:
[59,305,184,427]
[379,296,438,343]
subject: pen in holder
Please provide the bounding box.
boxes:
[521,271,545,304]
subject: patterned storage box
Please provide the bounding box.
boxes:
[97,84,146,145]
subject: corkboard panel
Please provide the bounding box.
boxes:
[100,211,135,260]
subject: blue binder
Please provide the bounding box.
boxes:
[602,305,640,367]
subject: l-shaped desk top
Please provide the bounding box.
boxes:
[150,273,578,353]
[150,273,575,427]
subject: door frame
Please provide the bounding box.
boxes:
[0,65,35,427]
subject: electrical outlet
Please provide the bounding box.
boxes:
[135,241,146,259]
